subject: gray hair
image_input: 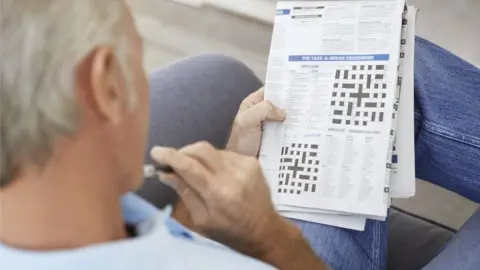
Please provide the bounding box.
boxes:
[0,0,134,187]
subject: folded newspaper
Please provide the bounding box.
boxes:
[260,0,418,231]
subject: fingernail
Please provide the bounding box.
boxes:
[150,147,165,159]
[158,173,178,189]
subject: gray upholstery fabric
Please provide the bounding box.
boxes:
[136,54,262,208]
[136,54,455,270]
[387,208,454,270]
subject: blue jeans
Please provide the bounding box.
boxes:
[293,37,480,270]
[139,37,480,270]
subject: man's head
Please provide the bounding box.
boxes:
[0,0,149,193]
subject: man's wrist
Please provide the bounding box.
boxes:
[257,216,302,260]
[255,214,327,270]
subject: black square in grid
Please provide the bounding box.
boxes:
[283,189,287,193]
[401,39,406,45]
[346,120,351,125]
[298,182,302,187]
[400,52,405,58]
[296,151,300,155]
[381,103,385,108]
[360,74,364,79]
[313,176,318,181]
[314,168,318,173]
[353,65,357,70]
[360,65,365,70]
[382,93,386,98]
[307,168,311,172]
[331,101,335,106]
[334,83,339,88]
[363,121,367,126]
[374,93,378,98]
[315,161,320,165]
[356,111,360,116]
[339,101,344,106]
[279,181,283,185]
[368,65,372,70]
[355,121,359,125]
[352,74,356,79]
[375,84,379,89]
[297,190,301,195]
[383,84,387,89]
[308,160,312,164]
[364,112,368,116]
[291,182,295,186]
[278,188,282,193]
[341,92,346,97]
[290,151,294,154]
[290,190,294,194]
[332,92,337,97]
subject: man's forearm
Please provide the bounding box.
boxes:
[173,200,327,270]
[256,217,328,270]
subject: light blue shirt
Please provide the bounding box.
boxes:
[0,193,275,270]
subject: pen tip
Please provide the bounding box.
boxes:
[143,165,156,178]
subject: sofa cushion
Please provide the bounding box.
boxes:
[387,208,455,270]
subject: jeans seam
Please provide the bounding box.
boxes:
[421,121,480,188]
[423,121,480,149]
[373,222,380,270]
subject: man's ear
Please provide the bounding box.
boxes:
[83,46,128,125]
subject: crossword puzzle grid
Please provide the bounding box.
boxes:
[277,143,321,195]
[331,65,388,127]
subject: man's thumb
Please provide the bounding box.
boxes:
[238,101,286,127]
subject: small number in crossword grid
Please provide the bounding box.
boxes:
[331,65,388,126]
[277,143,320,195]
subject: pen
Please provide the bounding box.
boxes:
[143,164,174,178]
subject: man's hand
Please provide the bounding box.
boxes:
[152,142,279,253]
[226,88,286,156]
[151,143,327,269]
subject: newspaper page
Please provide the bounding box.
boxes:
[389,6,417,198]
[260,0,406,218]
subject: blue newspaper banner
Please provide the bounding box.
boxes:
[288,54,390,62]
[277,9,291,15]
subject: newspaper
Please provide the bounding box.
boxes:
[260,0,417,230]
[389,6,417,198]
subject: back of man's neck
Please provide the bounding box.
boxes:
[0,166,128,251]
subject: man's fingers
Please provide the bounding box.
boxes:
[240,88,265,110]
[158,173,207,217]
[180,142,222,172]
[151,147,211,193]
[237,100,286,127]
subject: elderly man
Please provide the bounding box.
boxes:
[1,1,479,270]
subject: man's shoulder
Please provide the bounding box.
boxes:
[0,212,274,270]
[0,194,275,270]
[134,206,275,269]
[155,231,275,269]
